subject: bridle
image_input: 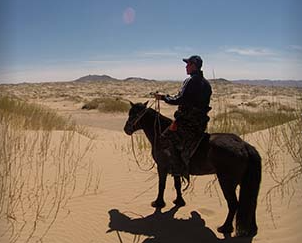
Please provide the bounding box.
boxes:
[126,99,161,172]
[126,100,156,132]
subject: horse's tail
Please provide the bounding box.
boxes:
[236,143,261,237]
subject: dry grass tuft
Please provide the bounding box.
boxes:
[0,96,100,242]
[82,97,130,113]
[209,103,297,135]
[0,96,73,130]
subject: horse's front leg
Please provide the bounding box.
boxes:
[151,166,167,208]
[173,176,186,207]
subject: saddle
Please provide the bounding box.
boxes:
[181,132,210,165]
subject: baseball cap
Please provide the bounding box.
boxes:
[182,55,203,69]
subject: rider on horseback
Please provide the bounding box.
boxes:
[155,55,212,181]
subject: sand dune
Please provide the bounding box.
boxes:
[37,124,301,243]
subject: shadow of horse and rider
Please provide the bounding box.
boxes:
[107,206,253,243]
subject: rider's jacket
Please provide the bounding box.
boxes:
[163,70,212,113]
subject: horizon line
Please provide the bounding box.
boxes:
[1,73,302,85]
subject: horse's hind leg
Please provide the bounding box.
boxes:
[217,176,238,234]
[173,176,186,207]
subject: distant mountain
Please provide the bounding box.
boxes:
[74,75,233,84]
[232,80,302,88]
[209,78,232,84]
[74,75,118,82]
[123,77,156,82]
[72,75,302,88]
[73,75,157,83]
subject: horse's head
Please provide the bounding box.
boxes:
[124,101,149,135]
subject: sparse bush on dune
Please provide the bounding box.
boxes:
[82,97,130,113]
[244,101,258,108]
[0,96,100,242]
[262,101,302,213]
[97,97,130,113]
[82,98,101,110]
[209,102,298,135]
[0,96,73,130]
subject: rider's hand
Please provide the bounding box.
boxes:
[154,93,164,100]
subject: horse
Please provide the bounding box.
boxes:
[124,101,261,237]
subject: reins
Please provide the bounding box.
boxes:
[153,98,161,156]
[131,135,155,171]
[129,98,192,188]
[130,98,161,171]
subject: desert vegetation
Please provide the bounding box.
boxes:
[0,96,74,130]
[208,101,298,135]
[82,97,130,113]
[0,96,100,242]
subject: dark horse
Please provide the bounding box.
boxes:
[124,101,261,237]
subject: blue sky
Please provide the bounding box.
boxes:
[0,0,301,83]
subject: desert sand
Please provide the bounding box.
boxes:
[0,79,301,243]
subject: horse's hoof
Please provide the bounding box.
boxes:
[217,224,234,234]
[151,200,166,208]
[173,198,186,207]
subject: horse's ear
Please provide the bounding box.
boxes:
[130,101,134,107]
[143,101,149,107]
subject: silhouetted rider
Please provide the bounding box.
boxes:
[155,55,212,181]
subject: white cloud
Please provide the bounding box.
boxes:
[138,51,178,57]
[135,46,198,59]
[135,50,179,58]
[288,45,302,51]
[225,47,275,56]
[204,49,302,80]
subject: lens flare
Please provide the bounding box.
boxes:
[123,7,135,24]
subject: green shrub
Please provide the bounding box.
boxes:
[244,101,258,108]
[82,97,130,113]
[82,98,101,110]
